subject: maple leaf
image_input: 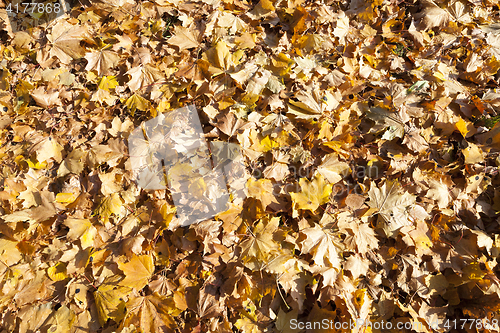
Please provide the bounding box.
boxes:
[91,88,118,106]
[248,0,275,19]
[290,174,332,218]
[121,292,176,333]
[84,49,121,76]
[204,40,233,72]
[234,300,261,333]
[366,106,405,139]
[333,11,350,44]
[425,177,452,209]
[30,87,61,108]
[108,116,134,138]
[167,26,202,50]
[35,137,64,163]
[126,64,164,92]
[217,111,245,137]
[95,192,123,223]
[275,307,300,333]
[299,223,342,268]
[5,0,500,329]
[316,154,350,184]
[407,220,434,257]
[416,0,452,30]
[217,12,248,35]
[64,218,97,249]
[367,180,416,236]
[17,303,53,333]
[125,94,150,116]
[47,262,68,281]
[98,75,119,91]
[287,88,340,120]
[44,305,76,333]
[13,269,52,307]
[0,238,22,266]
[47,21,89,64]
[198,274,225,318]
[337,213,379,254]
[99,170,123,196]
[118,254,155,290]
[94,276,131,326]
[57,148,86,177]
[245,177,279,209]
[344,254,370,280]
[263,150,290,181]
[239,216,281,270]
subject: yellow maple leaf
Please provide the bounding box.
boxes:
[118,254,155,290]
[95,193,123,223]
[245,178,279,209]
[56,192,77,204]
[124,93,151,115]
[290,174,332,217]
[98,75,119,91]
[235,300,260,333]
[64,218,97,249]
[47,262,68,281]
[0,238,22,266]
[45,305,75,333]
[121,293,176,333]
[239,217,281,270]
[94,276,131,326]
[258,136,279,152]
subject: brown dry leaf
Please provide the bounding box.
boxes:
[47,21,89,64]
[121,292,176,333]
[198,274,225,319]
[36,137,64,163]
[426,178,452,209]
[30,87,61,108]
[263,150,290,181]
[367,180,416,236]
[316,154,350,184]
[416,0,452,30]
[3,0,500,330]
[299,223,342,268]
[17,303,52,333]
[84,50,121,76]
[338,214,379,254]
[462,142,485,164]
[217,111,245,137]
[167,25,201,50]
[126,64,165,92]
[13,270,52,307]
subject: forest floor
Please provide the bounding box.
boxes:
[1,0,500,332]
